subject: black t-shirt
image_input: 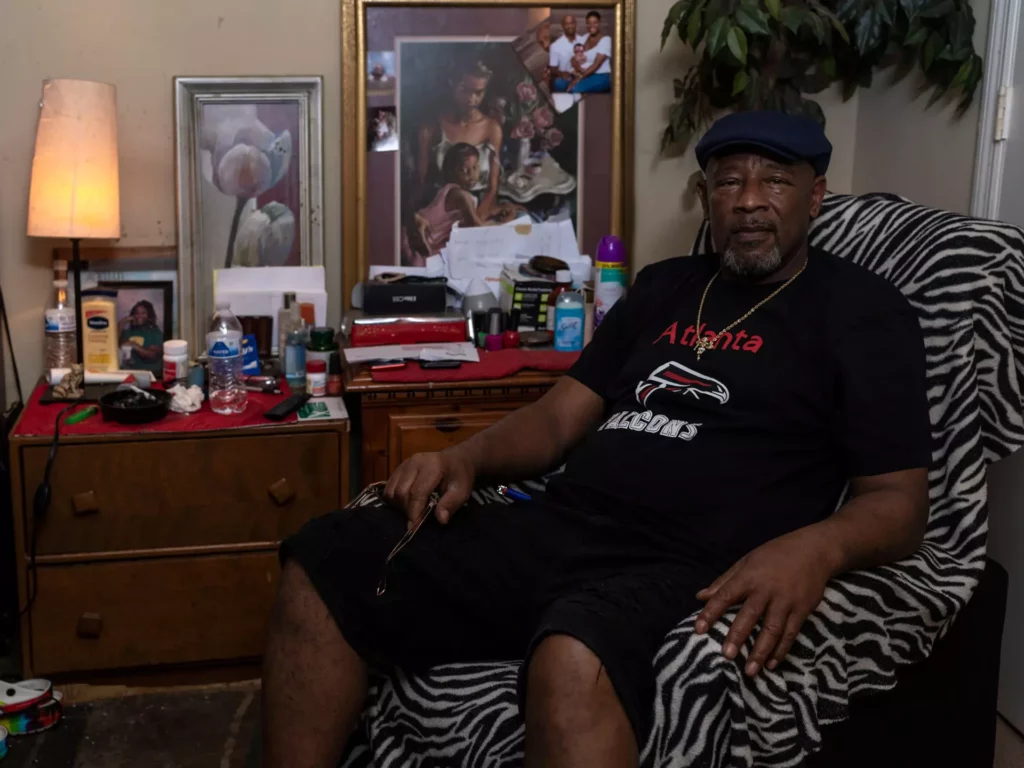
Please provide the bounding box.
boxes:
[548,250,931,576]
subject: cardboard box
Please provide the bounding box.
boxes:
[499,265,554,331]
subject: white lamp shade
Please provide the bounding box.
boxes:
[27,79,121,239]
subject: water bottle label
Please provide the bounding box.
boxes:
[44,309,76,333]
[207,331,241,358]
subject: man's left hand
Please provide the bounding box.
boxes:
[693,525,838,676]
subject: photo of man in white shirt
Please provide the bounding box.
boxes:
[549,14,588,92]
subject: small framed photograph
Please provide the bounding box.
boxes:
[98,281,174,375]
[175,76,324,349]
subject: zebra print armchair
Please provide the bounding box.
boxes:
[337,193,1024,767]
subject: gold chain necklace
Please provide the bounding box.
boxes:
[693,261,807,360]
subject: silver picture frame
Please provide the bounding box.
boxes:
[174,76,324,350]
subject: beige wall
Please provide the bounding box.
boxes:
[852,0,990,213]
[0,0,343,398]
[632,0,859,273]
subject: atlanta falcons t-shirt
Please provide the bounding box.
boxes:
[548,250,931,576]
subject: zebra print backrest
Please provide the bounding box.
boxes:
[692,192,1024,554]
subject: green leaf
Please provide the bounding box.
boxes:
[822,55,837,78]
[780,6,805,34]
[899,0,926,16]
[801,98,827,127]
[926,83,947,108]
[950,55,974,90]
[673,77,686,97]
[686,7,705,47]
[727,26,749,65]
[875,0,893,26]
[765,0,781,20]
[662,0,688,49]
[854,6,884,54]
[919,0,955,18]
[706,16,731,57]
[809,13,829,44]
[735,3,772,35]
[904,23,929,46]
[732,69,750,96]
[922,31,942,70]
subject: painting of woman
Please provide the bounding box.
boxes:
[397,41,578,266]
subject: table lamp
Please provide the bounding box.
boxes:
[27,78,121,365]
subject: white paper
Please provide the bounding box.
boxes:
[343,342,480,364]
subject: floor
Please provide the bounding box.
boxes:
[997,716,1024,768]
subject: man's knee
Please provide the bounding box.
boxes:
[526,635,619,729]
[269,560,334,638]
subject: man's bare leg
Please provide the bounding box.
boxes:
[262,561,368,768]
[523,635,638,768]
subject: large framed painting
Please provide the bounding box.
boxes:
[341,0,636,305]
[175,76,324,348]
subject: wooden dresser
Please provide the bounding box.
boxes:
[344,365,561,488]
[9,416,349,678]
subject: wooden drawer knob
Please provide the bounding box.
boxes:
[268,478,295,506]
[72,491,99,516]
[77,613,103,639]
[434,417,462,433]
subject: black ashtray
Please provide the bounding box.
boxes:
[98,389,172,425]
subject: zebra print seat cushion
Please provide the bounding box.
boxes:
[339,193,1024,767]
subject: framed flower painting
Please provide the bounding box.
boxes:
[174,76,324,349]
[341,0,636,305]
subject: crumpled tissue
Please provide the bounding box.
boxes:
[168,384,205,414]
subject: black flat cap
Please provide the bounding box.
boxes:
[695,110,832,176]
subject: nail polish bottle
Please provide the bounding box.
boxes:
[503,309,521,349]
[485,308,503,351]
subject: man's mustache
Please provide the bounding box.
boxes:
[729,220,777,234]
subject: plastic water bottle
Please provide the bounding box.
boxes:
[207,300,248,414]
[554,290,585,352]
[44,278,77,369]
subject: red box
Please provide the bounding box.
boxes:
[348,313,468,347]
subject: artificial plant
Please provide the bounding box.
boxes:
[661,0,984,148]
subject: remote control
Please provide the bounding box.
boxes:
[263,393,311,421]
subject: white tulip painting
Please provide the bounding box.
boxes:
[175,77,323,349]
[199,103,297,268]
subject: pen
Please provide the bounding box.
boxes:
[497,485,532,502]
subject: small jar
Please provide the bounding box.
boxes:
[327,351,343,396]
[306,359,327,397]
[162,339,189,386]
[306,326,339,366]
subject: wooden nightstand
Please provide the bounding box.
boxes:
[344,365,561,489]
[9,406,349,679]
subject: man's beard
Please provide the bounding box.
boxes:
[722,242,782,279]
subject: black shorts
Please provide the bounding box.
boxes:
[280,491,707,744]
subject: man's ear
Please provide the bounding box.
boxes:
[696,177,709,220]
[809,175,827,217]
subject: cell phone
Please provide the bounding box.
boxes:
[419,360,462,370]
[263,393,311,421]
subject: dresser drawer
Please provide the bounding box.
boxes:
[386,410,512,473]
[21,432,341,556]
[29,553,278,674]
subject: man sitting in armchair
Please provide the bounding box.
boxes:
[262,111,932,768]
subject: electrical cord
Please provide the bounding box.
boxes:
[21,404,82,617]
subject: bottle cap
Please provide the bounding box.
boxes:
[53,279,68,288]
[308,327,336,349]
[164,339,188,356]
[215,299,231,310]
[487,307,502,335]
[555,269,572,284]
[596,235,626,264]
[283,292,297,308]
[81,288,117,298]
[306,359,327,373]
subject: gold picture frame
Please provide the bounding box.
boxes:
[340,0,636,308]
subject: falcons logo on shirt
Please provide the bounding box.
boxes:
[635,361,730,407]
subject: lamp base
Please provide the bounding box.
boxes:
[71,238,83,365]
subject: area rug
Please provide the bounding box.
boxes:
[2,684,260,767]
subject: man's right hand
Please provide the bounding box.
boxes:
[383,449,476,527]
